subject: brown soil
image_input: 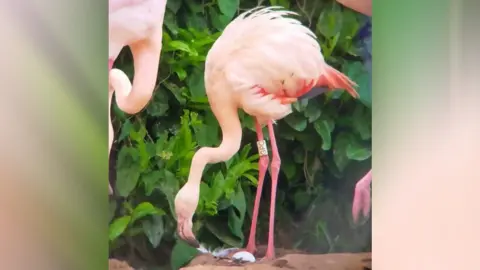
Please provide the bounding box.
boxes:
[109,258,134,270]
[181,246,371,270]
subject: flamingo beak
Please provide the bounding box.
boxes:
[298,86,329,100]
[177,218,200,248]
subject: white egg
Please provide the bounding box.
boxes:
[232,251,256,263]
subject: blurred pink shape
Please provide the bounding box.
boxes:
[352,169,372,222]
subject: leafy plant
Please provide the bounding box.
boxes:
[109,0,371,269]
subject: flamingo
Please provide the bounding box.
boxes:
[108,0,167,193]
[174,6,359,260]
[335,0,372,17]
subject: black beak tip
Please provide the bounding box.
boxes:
[185,237,200,248]
[177,227,200,248]
[299,86,329,100]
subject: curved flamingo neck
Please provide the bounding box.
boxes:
[185,95,243,187]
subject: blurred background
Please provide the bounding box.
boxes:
[1,0,479,270]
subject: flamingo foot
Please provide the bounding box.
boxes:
[261,246,276,261]
[352,170,372,223]
[245,245,256,255]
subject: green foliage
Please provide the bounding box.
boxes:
[109,0,371,269]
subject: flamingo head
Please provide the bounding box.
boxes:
[174,182,200,248]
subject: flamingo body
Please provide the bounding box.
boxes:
[174,6,359,260]
[109,0,165,61]
[205,7,357,124]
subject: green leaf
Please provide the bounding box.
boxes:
[109,216,131,241]
[228,184,246,240]
[116,164,141,197]
[141,171,162,196]
[292,98,309,112]
[314,119,334,151]
[284,113,308,132]
[346,144,372,161]
[163,81,187,105]
[205,217,242,247]
[166,0,182,13]
[187,68,206,100]
[174,66,187,81]
[155,131,169,155]
[131,202,166,223]
[117,146,139,167]
[206,172,226,203]
[242,173,258,186]
[281,159,297,180]
[217,0,239,20]
[343,61,371,107]
[185,0,204,14]
[299,132,318,151]
[156,170,179,218]
[352,104,371,140]
[337,9,360,50]
[198,182,212,214]
[118,119,133,142]
[166,40,195,54]
[209,7,231,31]
[293,190,311,211]
[142,215,165,248]
[147,88,170,117]
[185,13,208,30]
[129,124,147,142]
[163,11,179,35]
[333,133,351,172]
[270,0,290,8]
[304,100,322,122]
[316,3,343,39]
[137,141,150,171]
[293,147,304,163]
[224,160,257,199]
[171,240,199,270]
[146,141,156,157]
[194,113,219,147]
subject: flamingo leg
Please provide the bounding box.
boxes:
[352,169,372,222]
[245,119,270,254]
[264,120,280,260]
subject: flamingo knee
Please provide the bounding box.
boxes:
[270,155,281,172]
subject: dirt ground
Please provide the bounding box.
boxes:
[182,246,371,270]
[109,247,371,270]
[109,259,134,270]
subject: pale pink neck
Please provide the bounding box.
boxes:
[185,95,243,187]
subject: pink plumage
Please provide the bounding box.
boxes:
[205,6,358,123]
[174,6,359,260]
